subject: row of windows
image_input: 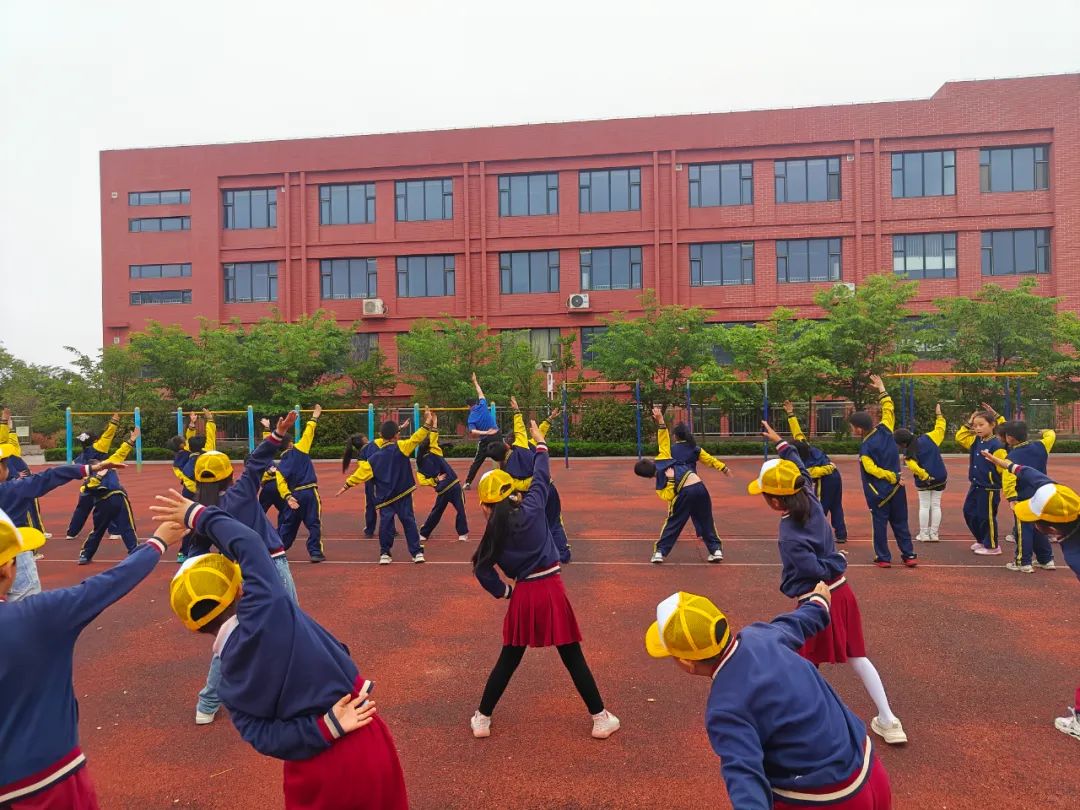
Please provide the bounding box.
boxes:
[128,189,190,206]
[129,216,190,232]
[129,262,191,279]
[129,290,191,305]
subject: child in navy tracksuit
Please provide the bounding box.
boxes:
[0,409,47,535]
[157,498,408,809]
[339,413,431,564]
[416,413,469,542]
[64,414,120,541]
[955,403,1007,555]
[646,587,893,809]
[469,422,618,741]
[757,421,907,746]
[893,404,948,543]
[78,428,141,565]
[634,406,725,564]
[0,490,178,809]
[341,430,403,539]
[276,406,325,562]
[783,401,848,543]
[847,375,917,568]
[999,420,1057,572]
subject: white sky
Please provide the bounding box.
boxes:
[1,0,1077,367]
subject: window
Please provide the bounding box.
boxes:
[891,151,956,198]
[690,242,755,286]
[579,168,641,212]
[395,179,453,221]
[320,258,377,300]
[129,263,191,279]
[499,173,558,216]
[580,247,641,291]
[892,233,957,279]
[349,333,380,362]
[980,146,1049,192]
[710,323,751,366]
[689,162,753,207]
[774,158,841,203]
[505,328,561,365]
[776,238,842,283]
[980,229,1050,276]
[223,189,277,229]
[129,216,190,232]
[580,326,608,364]
[223,262,278,302]
[129,290,191,305]
[396,255,456,297]
[128,190,190,206]
[319,183,375,225]
[903,317,951,360]
[500,250,560,294]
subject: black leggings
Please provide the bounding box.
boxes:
[464,441,490,486]
[478,642,604,716]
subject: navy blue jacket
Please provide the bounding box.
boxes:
[0,466,91,527]
[857,393,903,505]
[345,427,429,507]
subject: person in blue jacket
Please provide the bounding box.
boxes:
[955,402,1008,556]
[645,586,893,810]
[275,405,325,563]
[154,494,408,809]
[416,411,469,543]
[999,419,1057,573]
[893,403,949,543]
[63,412,121,542]
[0,408,48,536]
[78,427,140,565]
[341,423,406,540]
[462,372,501,489]
[0,502,181,808]
[782,400,848,544]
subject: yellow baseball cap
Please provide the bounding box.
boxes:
[194,451,233,483]
[170,553,242,631]
[0,508,46,568]
[1014,482,1080,524]
[645,591,731,660]
[748,458,803,496]
[478,469,516,504]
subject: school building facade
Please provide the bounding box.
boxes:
[100,73,1079,390]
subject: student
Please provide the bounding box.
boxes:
[757,420,908,746]
[633,406,725,564]
[847,375,917,568]
[892,403,948,543]
[257,418,287,517]
[645,586,893,809]
[782,400,848,544]
[63,413,121,542]
[276,405,326,563]
[980,449,1080,741]
[338,412,432,565]
[154,496,408,809]
[172,410,217,563]
[416,412,469,543]
[341,422,407,540]
[0,508,180,809]
[0,409,47,537]
[185,412,301,726]
[463,372,501,490]
[999,420,1057,573]
[955,402,1007,556]
[78,428,141,565]
[469,419,618,740]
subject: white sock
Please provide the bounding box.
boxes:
[849,657,897,725]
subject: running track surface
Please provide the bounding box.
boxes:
[24,455,1080,809]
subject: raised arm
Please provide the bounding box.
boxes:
[235,414,295,498]
[783,401,807,442]
[511,402,529,449]
[93,414,121,454]
[869,375,894,431]
[697,448,729,474]
[294,406,321,454]
[397,407,433,455]
[203,409,218,452]
[520,422,551,517]
[471,371,486,402]
[766,589,831,649]
[653,407,671,460]
[1041,429,1057,453]
[927,405,946,446]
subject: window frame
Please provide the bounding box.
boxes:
[319,183,376,225]
[222,188,278,230]
[580,326,608,365]
[395,254,456,298]
[128,263,192,279]
[348,333,380,363]
[129,289,192,305]
[499,250,561,295]
[890,151,956,198]
[319,258,378,300]
[394,178,454,222]
[128,190,191,206]
[688,161,753,207]
[223,261,279,303]
[578,168,642,213]
[979,146,1050,192]
[774,157,841,203]
[128,216,191,232]
[579,246,642,291]
[503,328,562,367]
[891,233,957,279]
[689,242,756,287]
[980,228,1051,276]
[775,238,843,283]
[498,172,559,217]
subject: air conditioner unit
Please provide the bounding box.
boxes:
[567,293,590,311]
[362,298,386,316]
[846,154,855,162]
[840,281,856,292]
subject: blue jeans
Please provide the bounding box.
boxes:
[9,551,42,602]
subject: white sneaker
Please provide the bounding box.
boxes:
[650,552,664,564]
[970,542,983,551]
[109,534,122,540]
[1035,560,1057,570]
[916,531,928,542]
[33,552,45,560]
[419,535,428,544]
[195,710,217,725]
[1006,533,1016,544]
[927,531,940,542]
[870,715,907,744]
[470,710,491,738]
[591,710,621,739]
[707,550,724,563]
[64,535,76,541]
[1054,708,1080,741]
[44,533,53,540]
[378,554,392,565]
[1005,561,1034,573]
[974,546,1002,556]
[413,553,426,564]
[458,535,469,542]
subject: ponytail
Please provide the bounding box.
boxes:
[672,423,697,448]
[342,434,367,473]
[472,496,521,571]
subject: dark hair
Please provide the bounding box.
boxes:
[472,497,521,571]
[380,420,399,441]
[1036,517,1080,541]
[971,410,995,427]
[672,423,696,448]
[466,397,478,407]
[634,458,657,478]
[1004,421,1029,442]
[342,433,368,472]
[768,485,812,525]
[848,412,873,432]
[792,439,813,463]
[480,437,508,462]
[416,436,432,463]
[196,479,230,507]
[188,436,207,454]
[80,432,99,452]
[166,435,186,453]
[893,428,913,448]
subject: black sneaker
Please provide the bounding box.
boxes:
[309,554,326,564]
[77,556,91,566]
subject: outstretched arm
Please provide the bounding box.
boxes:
[471,372,486,402]
[927,405,947,446]
[870,375,894,431]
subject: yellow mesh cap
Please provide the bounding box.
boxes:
[194,451,233,483]
[748,458,803,496]
[0,508,46,568]
[478,469,516,504]
[645,592,730,660]
[1014,482,1080,524]
[170,553,242,631]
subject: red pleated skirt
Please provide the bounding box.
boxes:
[798,581,867,664]
[503,572,583,647]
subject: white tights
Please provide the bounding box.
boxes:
[849,657,897,725]
[917,489,943,536]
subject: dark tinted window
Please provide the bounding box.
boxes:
[129,263,192,279]
[223,262,278,302]
[580,247,641,290]
[690,242,755,286]
[499,173,559,216]
[891,151,955,198]
[689,162,753,207]
[129,216,190,232]
[320,258,377,299]
[774,158,840,202]
[776,238,841,283]
[395,179,453,221]
[223,189,277,229]
[128,190,190,205]
[500,251,560,294]
[319,183,376,225]
[395,255,456,297]
[579,168,641,212]
[580,326,608,364]
[349,333,380,362]
[979,146,1049,192]
[892,233,957,279]
[129,290,192,305]
[980,229,1050,275]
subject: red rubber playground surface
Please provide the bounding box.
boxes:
[27,454,1080,809]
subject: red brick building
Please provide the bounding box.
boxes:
[100,73,1079,379]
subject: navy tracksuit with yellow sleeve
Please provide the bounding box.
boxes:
[79,439,139,561]
[904,415,949,492]
[857,391,916,564]
[787,414,847,542]
[955,420,1007,550]
[275,417,323,557]
[416,431,469,539]
[358,437,391,537]
[65,417,121,538]
[344,426,430,557]
[0,422,48,533]
[1001,430,1056,566]
[652,427,722,558]
[499,414,571,563]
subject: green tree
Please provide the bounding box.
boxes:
[343,347,397,402]
[128,322,215,404]
[64,345,147,411]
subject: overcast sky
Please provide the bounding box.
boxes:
[1,0,1077,367]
